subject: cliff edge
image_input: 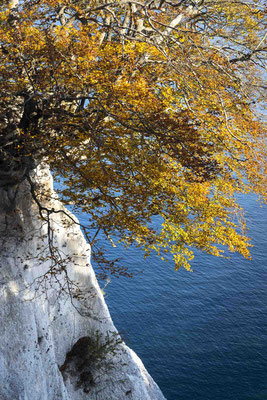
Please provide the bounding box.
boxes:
[0,164,166,400]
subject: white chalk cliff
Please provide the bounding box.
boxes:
[0,165,166,400]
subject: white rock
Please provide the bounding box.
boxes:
[0,165,166,400]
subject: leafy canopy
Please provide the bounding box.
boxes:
[0,0,266,273]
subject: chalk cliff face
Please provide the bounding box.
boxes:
[0,165,166,400]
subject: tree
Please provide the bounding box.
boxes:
[0,0,266,275]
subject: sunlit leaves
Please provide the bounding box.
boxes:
[0,0,266,273]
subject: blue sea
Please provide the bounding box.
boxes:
[77,195,267,400]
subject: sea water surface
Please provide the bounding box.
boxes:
[77,195,267,400]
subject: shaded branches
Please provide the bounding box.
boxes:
[0,0,266,272]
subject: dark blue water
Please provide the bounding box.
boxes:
[78,196,267,400]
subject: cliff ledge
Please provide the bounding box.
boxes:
[0,164,166,400]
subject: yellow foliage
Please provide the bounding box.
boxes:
[0,0,266,272]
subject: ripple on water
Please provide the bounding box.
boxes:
[78,195,267,400]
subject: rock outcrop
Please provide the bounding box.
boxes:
[0,164,166,400]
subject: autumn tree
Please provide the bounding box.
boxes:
[0,0,266,275]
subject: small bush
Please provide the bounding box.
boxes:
[59,330,123,392]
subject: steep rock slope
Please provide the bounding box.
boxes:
[0,165,166,400]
